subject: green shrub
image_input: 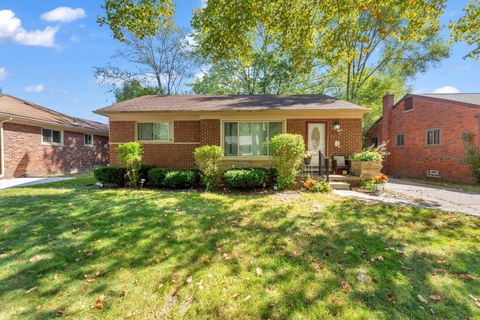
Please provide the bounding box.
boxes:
[194,145,224,191]
[93,166,126,186]
[310,181,333,193]
[352,150,383,162]
[269,134,305,190]
[139,164,156,182]
[223,168,269,189]
[116,142,144,188]
[148,168,167,187]
[360,179,376,192]
[266,167,278,187]
[462,132,480,183]
[162,169,200,188]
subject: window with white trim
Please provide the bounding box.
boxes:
[426,129,440,146]
[137,122,171,141]
[224,121,283,156]
[84,134,93,146]
[42,128,62,145]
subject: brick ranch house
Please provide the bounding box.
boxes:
[0,94,109,178]
[95,94,369,171]
[366,93,480,184]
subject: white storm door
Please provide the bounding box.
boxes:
[307,122,326,166]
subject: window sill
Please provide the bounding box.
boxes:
[222,156,271,160]
[41,142,63,146]
[137,140,173,144]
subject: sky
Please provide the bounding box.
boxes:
[0,0,478,123]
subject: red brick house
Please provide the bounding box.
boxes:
[0,94,109,178]
[95,94,369,170]
[366,93,480,184]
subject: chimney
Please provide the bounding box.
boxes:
[381,92,394,174]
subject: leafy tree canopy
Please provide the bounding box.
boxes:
[114,79,160,103]
[450,0,480,59]
[98,0,174,42]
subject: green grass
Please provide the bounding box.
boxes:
[401,178,480,194]
[0,178,479,319]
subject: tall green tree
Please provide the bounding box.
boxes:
[450,0,480,59]
[114,79,160,103]
[97,0,174,42]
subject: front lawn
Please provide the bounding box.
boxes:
[0,178,479,319]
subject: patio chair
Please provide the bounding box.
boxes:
[332,156,350,175]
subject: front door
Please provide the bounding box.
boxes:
[307,122,326,166]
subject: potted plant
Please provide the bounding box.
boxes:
[373,173,388,194]
[303,150,317,165]
[350,142,388,179]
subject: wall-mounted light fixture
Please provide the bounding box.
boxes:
[333,121,342,132]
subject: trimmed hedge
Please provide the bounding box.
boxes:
[139,164,156,182]
[93,166,126,186]
[162,169,200,188]
[148,168,167,187]
[223,168,270,189]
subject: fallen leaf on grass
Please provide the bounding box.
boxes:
[469,294,480,308]
[186,276,193,284]
[222,253,231,260]
[429,295,442,302]
[26,286,37,293]
[244,295,251,301]
[417,294,428,304]
[431,269,447,276]
[197,278,204,290]
[94,295,105,309]
[29,255,43,263]
[387,292,395,303]
[0,253,8,258]
[95,271,104,277]
[55,309,65,317]
[371,256,384,262]
[340,279,351,293]
[231,293,240,299]
[53,272,61,280]
[86,279,96,283]
[120,290,128,298]
[255,268,263,276]
[457,274,475,281]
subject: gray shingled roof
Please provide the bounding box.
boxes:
[0,94,109,134]
[95,94,369,114]
[415,93,480,106]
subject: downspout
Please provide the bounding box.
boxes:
[0,118,12,178]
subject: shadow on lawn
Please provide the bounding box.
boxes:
[0,182,478,319]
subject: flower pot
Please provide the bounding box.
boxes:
[304,157,312,165]
[350,161,383,179]
[374,182,386,195]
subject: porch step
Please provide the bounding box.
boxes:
[328,174,348,182]
[328,181,350,190]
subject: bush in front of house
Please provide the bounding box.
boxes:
[269,134,305,190]
[352,141,389,162]
[162,169,200,188]
[223,168,269,189]
[94,166,126,187]
[116,142,144,188]
[148,167,167,187]
[139,164,157,183]
[194,145,224,191]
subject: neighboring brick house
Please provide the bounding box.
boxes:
[95,94,369,170]
[366,93,480,184]
[0,94,109,178]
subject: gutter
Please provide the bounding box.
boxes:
[0,117,12,178]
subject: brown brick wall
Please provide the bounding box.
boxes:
[287,119,363,157]
[2,122,109,178]
[174,121,200,143]
[366,95,480,184]
[200,119,221,145]
[110,121,135,142]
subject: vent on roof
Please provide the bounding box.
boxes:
[426,170,440,178]
[404,98,413,111]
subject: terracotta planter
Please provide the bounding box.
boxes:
[350,161,383,179]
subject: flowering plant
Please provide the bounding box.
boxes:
[303,150,317,159]
[373,173,388,184]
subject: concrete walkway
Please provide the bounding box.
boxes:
[0,177,72,190]
[334,178,480,216]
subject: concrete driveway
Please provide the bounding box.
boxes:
[0,177,72,190]
[335,178,480,216]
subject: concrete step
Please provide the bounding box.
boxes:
[328,174,347,182]
[329,181,350,190]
